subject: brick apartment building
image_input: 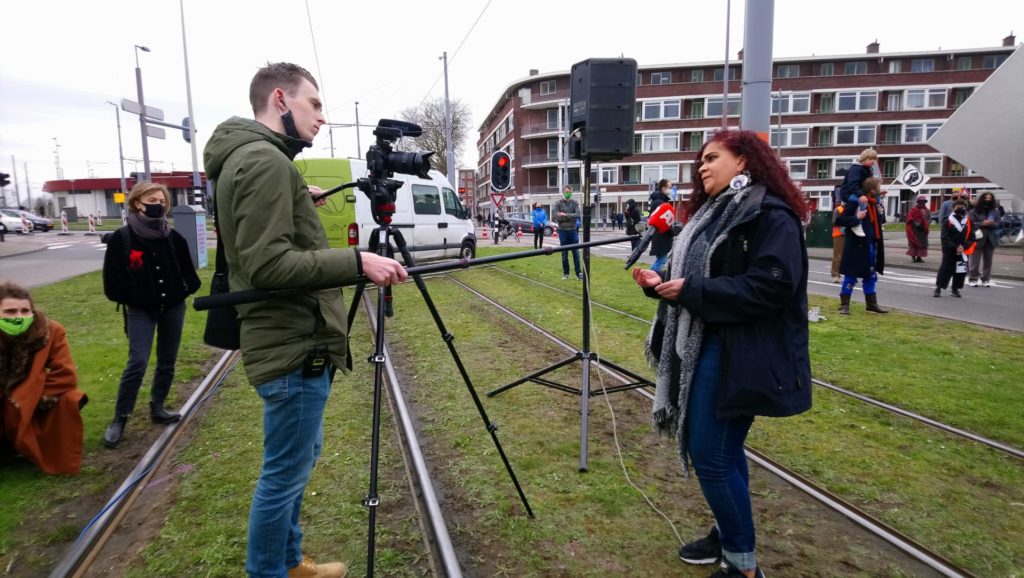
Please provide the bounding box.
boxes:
[475,34,1018,222]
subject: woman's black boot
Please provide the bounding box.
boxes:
[103,415,129,448]
[150,401,182,424]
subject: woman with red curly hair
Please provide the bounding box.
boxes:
[632,130,811,578]
[101,181,200,447]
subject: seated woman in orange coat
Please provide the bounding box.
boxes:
[0,281,88,475]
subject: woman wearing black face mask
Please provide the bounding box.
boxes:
[101,182,201,447]
[966,192,1001,287]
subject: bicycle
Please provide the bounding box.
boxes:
[492,221,520,244]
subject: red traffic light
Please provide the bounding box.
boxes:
[497,157,508,168]
[490,150,512,191]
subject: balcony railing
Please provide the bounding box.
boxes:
[523,89,569,106]
[520,154,564,166]
[522,123,565,136]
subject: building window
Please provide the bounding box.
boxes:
[770,127,810,148]
[546,109,560,130]
[689,100,704,119]
[886,93,901,111]
[641,132,681,153]
[910,59,935,73]
[905,88,946,109]
[957,56,972,71]
[881,158,898,179]
[888,60,902,73]
[650,72,672,85]
[547,139,559,159]
[539,80,556,95]
[820,63,834,76]
[772,92,810,114]
[688,132,704,151]
[599,166,617,185]
[837,90,878,112]
[817,127,833,146]
[641,163,680,184]
[983,54,1007,69]
[836,125,876,145]
[642,99,681,120]
[787,159,808,179]
[776,64,800,78]
[633,135,642,154]
[691,69,704,82]
[547,169,558,187]
[819,93,834,113]
[713,67,738,81]
[949,161,964,177]
[706,96,741,117]
[834,158,856,178]
[625,166,641,184]
[953,87,973,107]
[815,159,832,179]
[903,157,943,176]
[903,123,942,143]
[884,126,900,144]
[844,61,867,75]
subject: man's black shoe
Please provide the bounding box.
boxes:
[679,526,720,565]
[150,402,182,424]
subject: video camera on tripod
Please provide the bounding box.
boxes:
[356,119,434,227]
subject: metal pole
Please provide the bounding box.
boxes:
[106,102,128,197]
[53,137,63,180]
[722,0,731,130]
[355,101,362,155]
[740,0,775,137]
[329,126,335,158]
[180,0,201,193]
[441,52,456,187]
[776,89,783,155]
[135,45,152,182]
[10,156,20,208]
[23,162,31,211]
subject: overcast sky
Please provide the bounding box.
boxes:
[1,0,1020,201]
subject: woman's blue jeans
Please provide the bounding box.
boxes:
[246,366,331,578]
[686,335,757,571]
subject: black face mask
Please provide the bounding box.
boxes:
[142,203,165,219]
[281,109,313,155]
[954,209,966,217]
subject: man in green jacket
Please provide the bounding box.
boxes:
[204,62,406,578]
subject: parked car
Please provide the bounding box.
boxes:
[10,209,53,232]
[502,212,554,237]
[0,209,31,234]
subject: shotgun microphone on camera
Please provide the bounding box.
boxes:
[624,203,677,269]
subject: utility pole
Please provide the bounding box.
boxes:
[355,101,362,156]
[53,137,64,180]
[106,101,128,198]
[180,0,202,195]
[10,156,20,208]
[23,162,31,211]
[135,45,153,181]
[441,51,456,187]
[740,0,775,137]
[722,0,731,130]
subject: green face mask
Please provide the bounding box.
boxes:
[0,315,33,337]
[563,192,572,200]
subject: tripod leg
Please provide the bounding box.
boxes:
[364,226,391,577]
[390,229,534,518]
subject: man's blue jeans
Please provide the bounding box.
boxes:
[686,335,757,571]
[558,229,581,276]
[246,366,331,578]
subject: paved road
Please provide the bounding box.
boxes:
[559,230,1024,333]
[0,233,107,288]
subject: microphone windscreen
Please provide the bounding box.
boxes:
[649,203,676,233]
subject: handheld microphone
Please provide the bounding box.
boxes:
[624,203,676,269]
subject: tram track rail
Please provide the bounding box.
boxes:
[485,263,1024,461]
[447,272,977,578]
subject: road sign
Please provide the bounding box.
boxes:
[490,193,505,208]
[146,125,166,140]
[114,192,125,204]
[120,98,165,121]
[897,164,930,193]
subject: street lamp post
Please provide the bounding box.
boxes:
[105,101,128,198]
[135,45,152,182]
[355,101,361,156]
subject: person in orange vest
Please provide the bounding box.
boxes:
[934,199,976,298]
[830,203,845,283]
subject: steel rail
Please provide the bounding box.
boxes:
[447,274,976,578]
[50,350,240,578]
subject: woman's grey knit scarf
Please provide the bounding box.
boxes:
[644,185,751,471]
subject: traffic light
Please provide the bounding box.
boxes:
[0,173,9,188]
[490,150,511,191]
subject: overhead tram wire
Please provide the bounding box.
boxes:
[417,0,493,106]
[305,0,334,153]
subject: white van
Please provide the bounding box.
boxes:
[295,157,476,263]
